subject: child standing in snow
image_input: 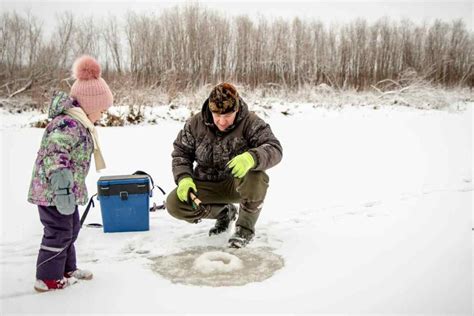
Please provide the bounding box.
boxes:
[28,55,113,292]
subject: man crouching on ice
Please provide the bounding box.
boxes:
[166,83,283,248]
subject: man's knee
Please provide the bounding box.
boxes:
[166,189,198,222]
[237,171,269,202]
[246,171,269,184]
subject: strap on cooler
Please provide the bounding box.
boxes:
[132,170,166,211]
[80,193,97,227]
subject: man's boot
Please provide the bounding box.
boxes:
[228,201,262,248]
[228,225,255,248]
[209,204,238,236]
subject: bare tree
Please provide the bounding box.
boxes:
[1,5,473,101]
[103,15,124,74]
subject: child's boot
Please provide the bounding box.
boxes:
[34,277,77,292]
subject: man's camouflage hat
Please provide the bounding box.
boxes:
[208,83,240,114]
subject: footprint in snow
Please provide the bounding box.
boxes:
[363,201,381,208]
[345,211,358,215]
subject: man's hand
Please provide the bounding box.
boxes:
[227,152,255,178]
[177,177,197,202]
[50,169,76,215]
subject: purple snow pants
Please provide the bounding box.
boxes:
[36,205,80,280]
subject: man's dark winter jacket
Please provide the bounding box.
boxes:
[172,98,283,183]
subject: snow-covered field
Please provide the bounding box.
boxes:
[0,103,472,314]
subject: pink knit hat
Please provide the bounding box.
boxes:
[70,55,113,115]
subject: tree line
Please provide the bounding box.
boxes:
[1,3,472,100]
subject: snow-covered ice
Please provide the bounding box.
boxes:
[0,102,472,314]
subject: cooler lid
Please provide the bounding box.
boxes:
[98,175,149,186]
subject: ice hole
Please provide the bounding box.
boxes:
[151,246,284,287]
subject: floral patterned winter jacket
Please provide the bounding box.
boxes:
[28,92,94,206]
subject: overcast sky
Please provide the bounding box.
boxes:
[1,0,472,31]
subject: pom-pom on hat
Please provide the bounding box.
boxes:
[208,82,240,114]
[70,55,113,115]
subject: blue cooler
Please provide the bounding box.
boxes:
[97,175,151,233]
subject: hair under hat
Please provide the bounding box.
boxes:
[208,82,240,114]
[70,55,113,115]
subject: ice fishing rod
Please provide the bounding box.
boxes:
[189,191,211,219]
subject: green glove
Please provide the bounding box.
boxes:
[227,152,255,178]
[177,177,197,202]
[50,169,76,215]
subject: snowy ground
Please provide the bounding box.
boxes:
[0,103,472,314]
